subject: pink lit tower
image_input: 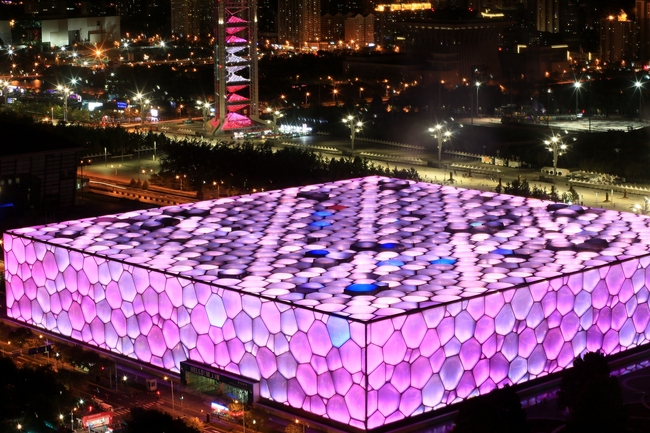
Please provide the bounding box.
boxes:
[212,0,260,134]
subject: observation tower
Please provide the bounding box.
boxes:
[212,0,259,134]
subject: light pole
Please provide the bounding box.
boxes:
[543,133,569,176]
[266,108,284,135]
[164,376,175,411]
[636,80,643,121]
[439,80,444,109]
[295,420,306,433]
[135,93,149,126]
[343,115,362,151]
[197,100,211,131]
[333,89,338,104]
[176,175,185,190]
[57,85,71,122]
[574,81,581,116]
[359,87,364,99]
[475,81,481,119]
[305,92,310,105]
[546,88,552,127]
[428,124,452,163]
[235,400,245,433]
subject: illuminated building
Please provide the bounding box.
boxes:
[7,176,650,430]
[321,12,346,43]
[212,0,259,133]
[536,0,559,33]
[171,0,214,38]
[344,14,375,47]
[600,11,634,63]
[638,0,650,61]
[278,0,320,47]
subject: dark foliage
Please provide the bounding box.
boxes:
[0,359,75,433]
[557,352,627,433]
[453,384,528,433]
[157,139,421,193]
[127,408,200,433]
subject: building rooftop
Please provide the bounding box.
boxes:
[9,176,650,322]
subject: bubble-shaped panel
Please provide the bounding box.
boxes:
[7,177,650,430]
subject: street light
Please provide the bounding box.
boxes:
[134,93,150,126]
[197,100,211,131]
[546,88,552,127]
[635,80,643,121]
[574,81,582,116]
[266,108,284,135]
[57,85,72,122]
[359,87,364,99]
[295,419,306,433]
[164,376,175,411]
[475,81,481,119]
[428,124,453,164]
[543,133,569,176]
[235,399,245,433]
[343,115,363,151]
[333,89,338,104]
[176,174,186,190]
[305,92,310,105]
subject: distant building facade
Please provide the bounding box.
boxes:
[321,12,346,43]
[387,15,511,81]
[41,16,120,46]
[171,0,213,38]
[536,0,560,32]
[278,0,320,47]
[600,11,634,63]
[24,0,66,15]
[344,13,374,46]
[637,0,650,60]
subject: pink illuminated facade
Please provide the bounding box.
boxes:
[212,0,259,133]
[5,176,650,430]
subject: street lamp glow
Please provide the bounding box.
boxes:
[197,100,211,131]
[475,81,481,118]
[343,115,363,151]
[543,133,569,176]
[574,81,582,115]
[636,80,644,120]
[428,124,454,163]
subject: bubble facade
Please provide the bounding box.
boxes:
[5,176,650,430]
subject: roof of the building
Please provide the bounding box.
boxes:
[8,176,650,322]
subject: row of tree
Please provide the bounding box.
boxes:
[495,178,581,203]
[156,139,421,195]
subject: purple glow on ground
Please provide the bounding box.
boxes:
[5,176,650,430]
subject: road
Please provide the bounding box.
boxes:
[80,118,650,216]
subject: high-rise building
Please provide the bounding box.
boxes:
[278,0,320,47]
[117,0,146,19]
[344,13,374,46]
[536,0,559,32]
[171,0,214,38]
[637,0,650,61]
[258,0,278,35]
[321,12,346,42]
[24,0,66,15]
[600,11,634,63]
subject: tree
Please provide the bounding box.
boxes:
[128,408,201,433]
[284,422,302,433]
[453,384,528,433]
[557,351,626,433]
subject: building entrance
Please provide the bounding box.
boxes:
[179,360,257,405]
